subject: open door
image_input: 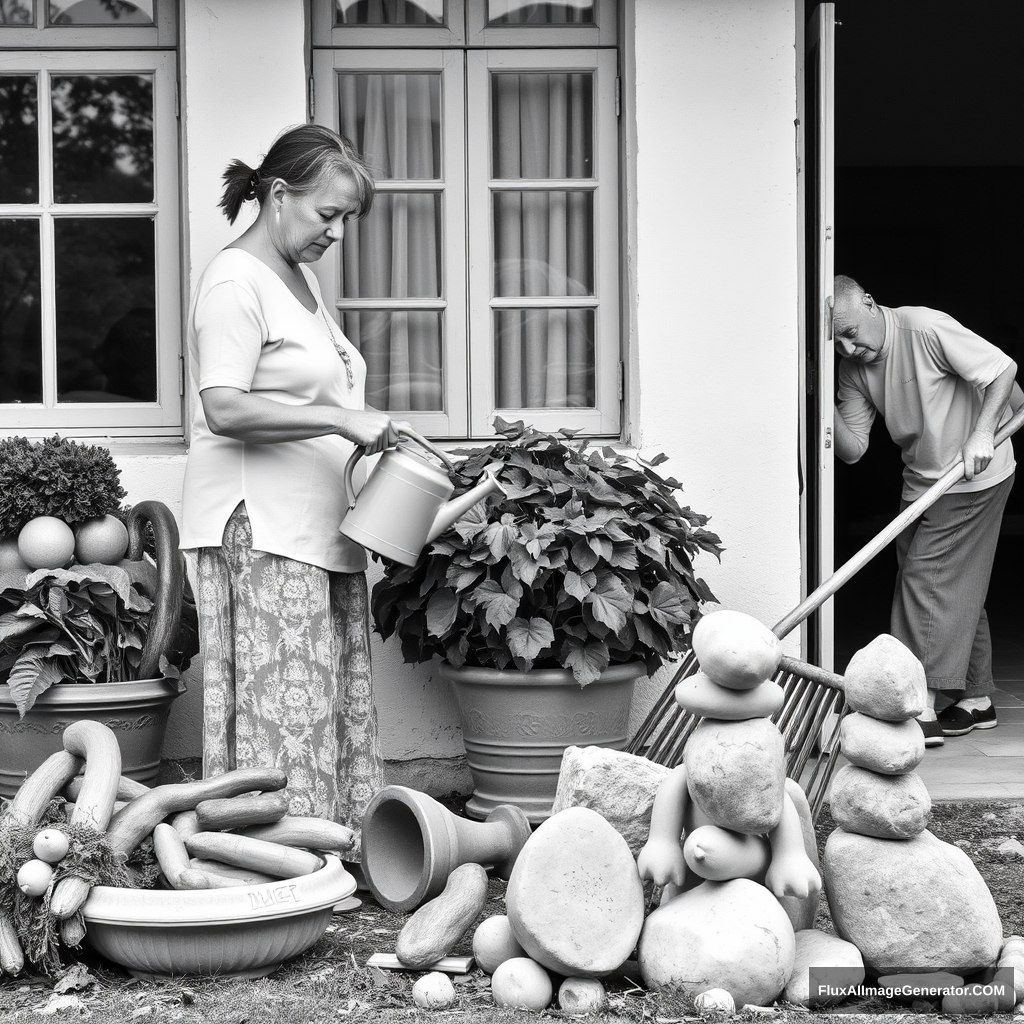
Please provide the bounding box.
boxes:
[804,3,835,668]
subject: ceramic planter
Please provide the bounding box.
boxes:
[0,677,183,799]
[441,661,645,824]
[82,855,355,979]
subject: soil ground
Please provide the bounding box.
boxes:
[0,799,1022,1024]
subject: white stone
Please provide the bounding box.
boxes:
[842,634,927,722]
[552,746,671,857]
[506,806,644,977]
[638,878,795,1007]
[557,977,607,1014]
[694,988,737,1015]
[823,829,1002,976]
[998,839,1024,860]
[784,929,865,1007]
[839,713,925,775]
[828,765,931,838]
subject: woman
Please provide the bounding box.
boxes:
[180,124,398,863]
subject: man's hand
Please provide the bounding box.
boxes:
[961,428,995,481]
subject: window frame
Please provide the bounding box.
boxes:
[0,47,182,436]
[465,0,617,47]
[0,0,176,48]
[313,0,466,47]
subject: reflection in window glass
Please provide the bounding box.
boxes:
[337,73,441,181]
[52,75,153,203]
[493,191,593,297]
[341,310,443,411]
[54,218,156,402]
[0,76,38,204]
[495,308,595,408]
[47,0,154,25]
[0,0,34,25]
[491,72,593,179]
[334,0,442,26]
[0,219,42,404]
[486,1,594,25]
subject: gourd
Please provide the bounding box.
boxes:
[50,721,123,920]
[691,609,782,689]
[64,773,149,804]
[240,816,355,852]
[396,862,489,969]
[188,859,276,886]
[195,791,290,831]
[490,957,553,1011]
[0,914,25,976]
[171,810,201,841]
[184,831,321,879]
[152,822,193,889]
[4,750,83,829]
[105,766,288,858]
[682,825,771,881]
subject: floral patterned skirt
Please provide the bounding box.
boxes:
[192,502,385,859]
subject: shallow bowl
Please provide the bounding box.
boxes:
[82,855,354,980]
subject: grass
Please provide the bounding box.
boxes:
[1,800,1022,1023]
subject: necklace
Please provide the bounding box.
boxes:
[318,303,354,389]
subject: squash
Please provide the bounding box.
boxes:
[64,773,149,804]
[188,858,277,886]
[240,815,355,853]
[195,791,290,831]
[105,766,288,859]
[184,831,321,879]
[4,750,82,829]
[152,823,193,889]
[171,809,201,841]
[396,862,489,969]
[764,792,821,900]
[58,914,86,948]
[490,957,553,1011]
[50,720,124,920]
[691,609,782,690]
[0,913,24,976]
[682,825,770,881]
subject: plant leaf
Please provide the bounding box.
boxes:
[471,580,521,630]
[584,573,633,634]
[648,581,694,628]
[559,638,610,686]
[506,616,554,662]
[8,647,65,716]
[425,588,459,638]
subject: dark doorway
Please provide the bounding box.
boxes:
[828,0,1024,675]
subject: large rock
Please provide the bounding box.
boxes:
[552,746,670,857]
[506,806,644,977]
[828,765,931,838]
[840,713,925,775]
[842,634,927,722]
[785,929,865,1007]
[638,878,795,1007]
[684,718,786,834]
[691,609,782,690]
[823,829,1002,976]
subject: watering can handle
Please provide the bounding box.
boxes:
[342,425,456,511]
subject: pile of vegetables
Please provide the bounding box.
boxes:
[0,720,354,978]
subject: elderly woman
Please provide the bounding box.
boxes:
[180,124,399,865]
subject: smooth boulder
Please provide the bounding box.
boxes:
[684,718,786,834]
[691,609,782,690]
[674,671,785,721]
[828,765,931,838]
[551,746,670,857]
[638,878,795,1007]
[840,713,925,775]
[506,806,644,977]
[824,829,1002,976]
[785,929,865,1007]
[842,634,927,722]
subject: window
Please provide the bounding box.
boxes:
[0,1,180,436]
[312,0,620,437]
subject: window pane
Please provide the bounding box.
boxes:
[486,1,594,26]
[337,73,441,181]
[341,309,443,412]
[0,219,42,404]
[494,191,593,297]
[54,217,155,402]
[0,1,33,25]
[495,308,595,408]
[47,0,154,26]
[345,193,441,299]
[52,74,153,204]
[334,0,443,25]
[0,76,38,203]
[491,72,593,179]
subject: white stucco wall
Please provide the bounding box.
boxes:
[112,0,805,765]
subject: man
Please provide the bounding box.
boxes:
[832,275,1021,747]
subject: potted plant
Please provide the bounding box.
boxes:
[371,418,724,821]
[0,435,198,797]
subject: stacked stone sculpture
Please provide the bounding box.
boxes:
[823,634,1003,978]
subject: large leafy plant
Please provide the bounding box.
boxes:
[371,419,724,685]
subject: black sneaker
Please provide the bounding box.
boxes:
[937,702,998,736]
[917,718,945,747]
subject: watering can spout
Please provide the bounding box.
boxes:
[427,470,506,543]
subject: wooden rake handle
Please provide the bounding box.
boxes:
[772,404,1024,641]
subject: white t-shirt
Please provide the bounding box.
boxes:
[180,248,368,572]
[837,304,1015,501]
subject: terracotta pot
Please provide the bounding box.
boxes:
[441,661,645,824]
[0,677,183,799]
[361,784,531,913]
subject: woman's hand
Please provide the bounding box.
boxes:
[338,410,412,455]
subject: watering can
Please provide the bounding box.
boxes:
[338,427,506,566]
